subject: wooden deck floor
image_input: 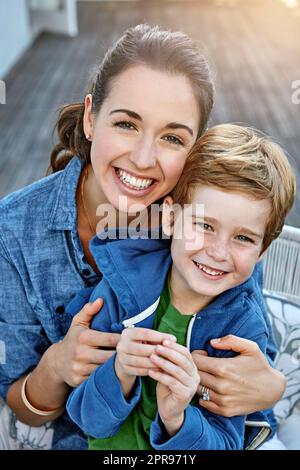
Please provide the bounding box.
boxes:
[0,0,299,226]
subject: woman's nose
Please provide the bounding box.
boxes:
[129,138,157,169]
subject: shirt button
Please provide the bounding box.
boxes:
[55,305,65,314]
[82,268,91,276]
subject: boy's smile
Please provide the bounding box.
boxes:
[192,261,229,280]
[165,185,271,314]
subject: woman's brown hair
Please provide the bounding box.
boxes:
[47,23,214,174]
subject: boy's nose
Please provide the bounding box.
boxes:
[206,239,230,262]
[129,138,157,169]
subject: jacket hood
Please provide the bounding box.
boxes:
[89,227,172,319]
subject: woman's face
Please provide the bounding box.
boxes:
[84,64,200,213]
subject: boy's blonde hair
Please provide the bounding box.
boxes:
[171,124,296,253]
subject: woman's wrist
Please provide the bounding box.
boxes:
[21,373,64,416]
[268,367,286,406]
[29,342,70,410]
[43,341,66,386]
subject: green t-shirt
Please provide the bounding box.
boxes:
[89,276,193,450]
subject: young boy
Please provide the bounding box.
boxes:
[66,124,296,450]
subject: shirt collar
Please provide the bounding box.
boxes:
[46,156,84,231]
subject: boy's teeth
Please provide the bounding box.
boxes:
[116,168,153,190]
[196,262,225,276]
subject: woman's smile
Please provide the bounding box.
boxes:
[112,166,158,197]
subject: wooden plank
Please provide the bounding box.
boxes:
[0,0,299,225]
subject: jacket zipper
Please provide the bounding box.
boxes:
[186,315,272,450]
[186,314,196,350]
[122,297,161,328]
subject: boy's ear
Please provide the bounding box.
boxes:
[83,94,94,140]
[162,196,174,237]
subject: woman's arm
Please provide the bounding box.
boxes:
[6,300,120,427]
[192,335,285,417]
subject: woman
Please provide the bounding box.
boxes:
[0,24,285,449]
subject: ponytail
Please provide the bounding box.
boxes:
[46,102,91,175]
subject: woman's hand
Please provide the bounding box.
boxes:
[149,340,200,437]
[48,298,121,387]
[192,335,286,417]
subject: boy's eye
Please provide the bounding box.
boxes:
[236,235,254,243]
[195,221,213,231]
[163,135,184,146]
[114,121,136,130]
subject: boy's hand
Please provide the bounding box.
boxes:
[148,340,200,437]
[115,328,176,397]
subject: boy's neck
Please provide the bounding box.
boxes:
[169,266,214,315]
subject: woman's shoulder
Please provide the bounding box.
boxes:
[0,156,82,243]
[0,171,62,224]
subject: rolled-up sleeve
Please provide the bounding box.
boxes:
[0,237,50,400]
[67,354,142,438]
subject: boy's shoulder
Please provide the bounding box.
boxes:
[205,275,268,337]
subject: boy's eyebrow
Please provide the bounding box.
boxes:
[237,227,264,239]
[110,109,194,136]
[193,215,263,239]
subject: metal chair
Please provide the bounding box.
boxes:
[263,225,300,305]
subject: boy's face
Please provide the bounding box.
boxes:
[167,185,271,304]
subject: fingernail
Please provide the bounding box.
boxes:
[211,338,221,343]
[163,340,170,346]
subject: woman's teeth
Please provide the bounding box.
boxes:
[195,262,226,277]
[116,168,153,190]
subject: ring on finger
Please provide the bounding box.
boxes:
[201,385,210,401]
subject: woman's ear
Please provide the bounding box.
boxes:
[162,196,175,237]
[83,94,94,140]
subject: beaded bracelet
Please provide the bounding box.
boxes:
[21,373,64,416]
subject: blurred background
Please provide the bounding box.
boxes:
[0,0,299,226]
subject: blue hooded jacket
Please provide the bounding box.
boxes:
[66,228,276,450]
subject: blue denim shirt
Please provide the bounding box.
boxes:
[0,156,100,449]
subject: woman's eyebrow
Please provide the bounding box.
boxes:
[110,109,194,136]
[110,109,141,120]
[167,122,194,137]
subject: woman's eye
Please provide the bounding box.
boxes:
[163,135,184,146]
[114,121,136,130]
[236,235,254,243]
